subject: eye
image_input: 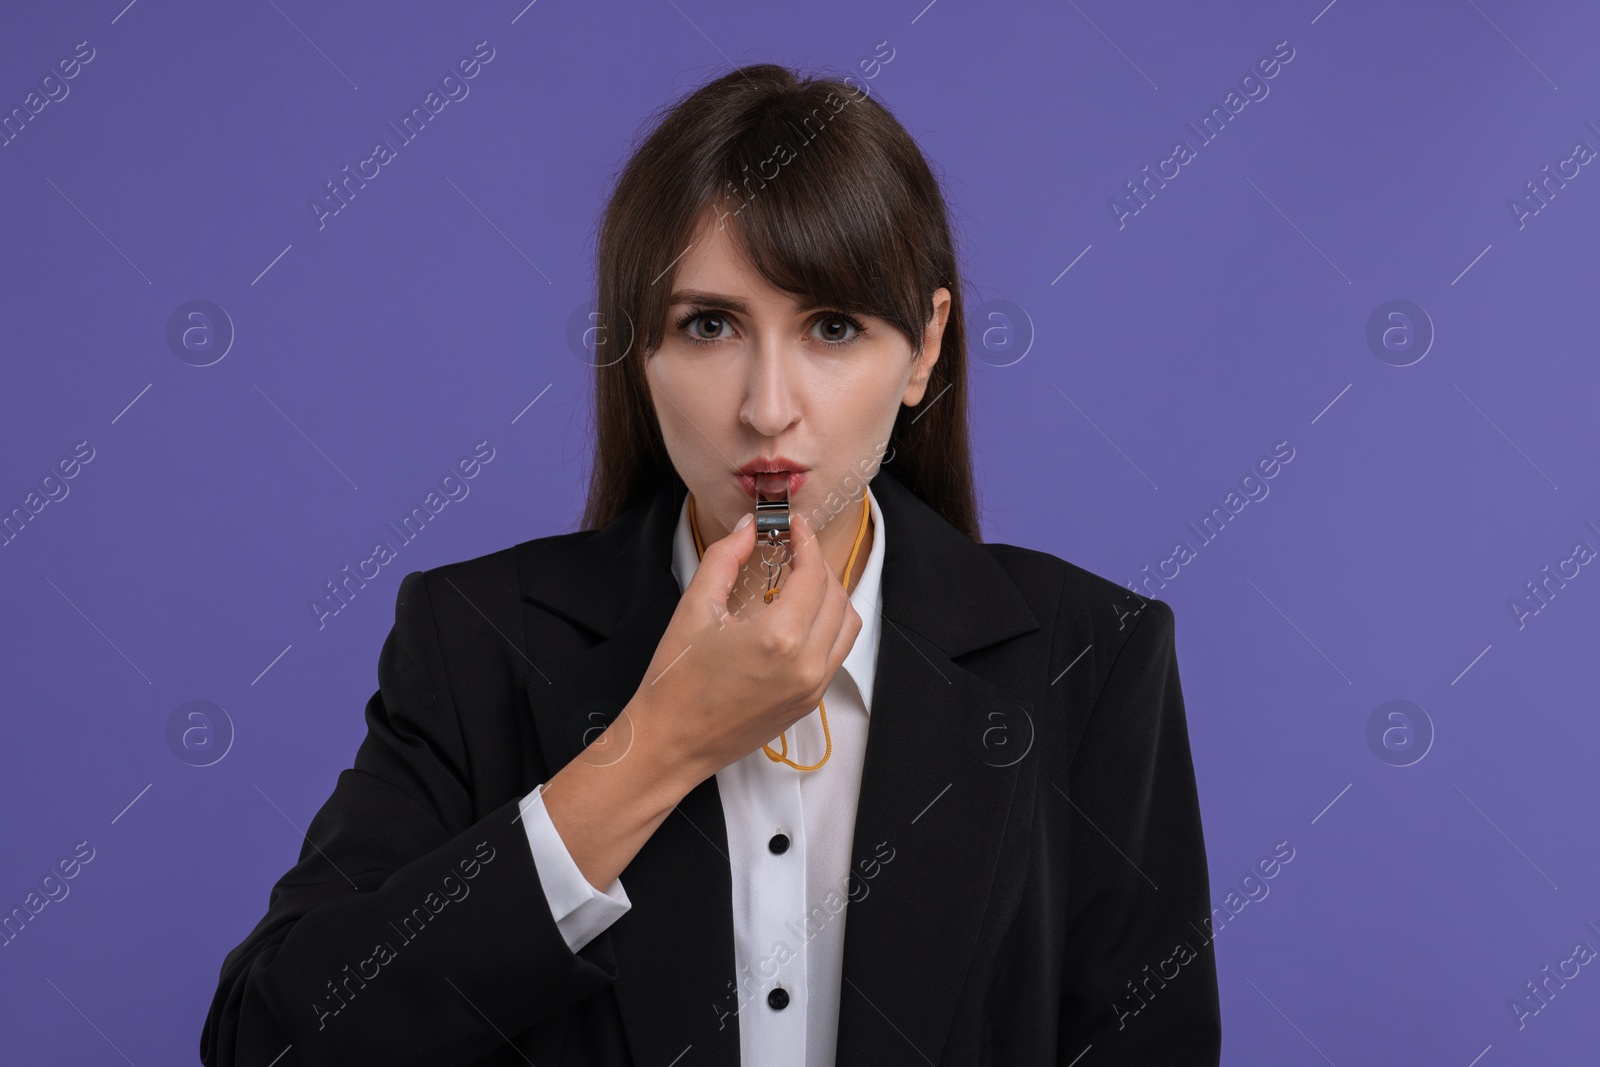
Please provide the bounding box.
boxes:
[811,312,867,346]
[670,306,869,349]
[675,309,732,345]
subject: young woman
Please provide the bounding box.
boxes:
[202,64,1220,1067]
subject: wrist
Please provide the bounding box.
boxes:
[621,695,710,804]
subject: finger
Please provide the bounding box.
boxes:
[693,511,757,615]
[804,548,849,644]
[769,509,827,623]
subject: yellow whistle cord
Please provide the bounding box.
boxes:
[687,492,872,772]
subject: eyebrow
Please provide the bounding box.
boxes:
[667,289,831,315]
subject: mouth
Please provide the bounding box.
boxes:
[735,468,808,502]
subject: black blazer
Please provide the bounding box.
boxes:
[200,467,1221,1066]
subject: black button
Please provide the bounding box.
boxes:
[768,986,790,1010]
[768,833,789,855]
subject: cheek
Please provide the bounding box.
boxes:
[652,359,733,432]
[647,358,738,474]
[812,345,907,403]
[855,354,914,415]
[811,377,904,465]
[645,357,689,425]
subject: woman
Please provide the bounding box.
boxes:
[201,64,1220,1066]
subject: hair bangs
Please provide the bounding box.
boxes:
[711,120,932,354]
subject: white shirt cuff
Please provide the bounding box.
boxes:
[518,782,631,953]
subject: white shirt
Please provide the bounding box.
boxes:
[517,485,886,1067]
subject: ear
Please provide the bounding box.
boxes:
[901,287,952,407]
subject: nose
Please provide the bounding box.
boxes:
[739,335,802,437]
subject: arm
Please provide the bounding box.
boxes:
[1057,598,1222,1064]
[200,570,669,1066]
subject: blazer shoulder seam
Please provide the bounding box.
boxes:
[1086,595,1173,714]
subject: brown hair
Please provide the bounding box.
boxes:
[579,62,980,540]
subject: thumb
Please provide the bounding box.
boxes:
[694,510,757,608]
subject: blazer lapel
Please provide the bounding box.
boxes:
[519,468,1040,1067]
[829,469,1041,1065]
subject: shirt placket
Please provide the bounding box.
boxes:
[722,743,808,1066]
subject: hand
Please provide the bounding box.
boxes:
[626,508,863,785]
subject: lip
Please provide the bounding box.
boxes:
[737,455,809,477]
[735,455,809,501]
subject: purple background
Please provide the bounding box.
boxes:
[3,1,1597,1063]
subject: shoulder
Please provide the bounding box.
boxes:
[393,528,594,639]
[979,540,1174,678]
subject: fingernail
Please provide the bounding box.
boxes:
[734,512,752,530]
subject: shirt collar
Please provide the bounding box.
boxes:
[670,486,886,714]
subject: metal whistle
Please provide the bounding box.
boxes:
[754,494,791,544]
[754,488,792,598]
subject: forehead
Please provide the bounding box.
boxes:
[668,211,807,311]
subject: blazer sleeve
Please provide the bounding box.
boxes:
[1056,598,1222,1064]
[200,570,621,1067]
